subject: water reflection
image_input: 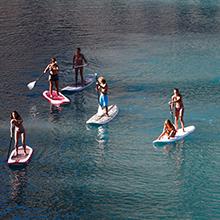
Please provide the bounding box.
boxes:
[96,125,109,146]
[49,104,62,114]
[29,105,40,119]
[9,167,28,204]
[154,140,185,169]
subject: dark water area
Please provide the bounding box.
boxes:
[1,0,220,219]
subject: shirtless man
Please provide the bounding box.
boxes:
[96,76,109,117]
[169,88,185,132]
[73,48,88,86]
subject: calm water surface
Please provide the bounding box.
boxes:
[1,0,220,219]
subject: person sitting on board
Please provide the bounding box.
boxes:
[158,119,177,140]
[96,76,109,117]
[169,88,185,132]
[73,47,88,87]
[10,111,27,157]
[44,57,59,98]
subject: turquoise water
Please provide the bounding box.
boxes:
[1,0,220,219]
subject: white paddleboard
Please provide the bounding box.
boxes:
[43,90,70,105]
[86,105,119,125]
[153,125,195,144]
[8,145,33,166]
[61,74,95,92]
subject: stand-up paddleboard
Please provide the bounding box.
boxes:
[61,74,96,93]
[8,145,33,166]
[43,90,70,105]
[86,105,119,125]
[153,125,195,145]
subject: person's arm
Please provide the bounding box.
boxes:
[168,130,175,139]
[82,54,87,64]
[44,64,50,73]
[10,120,15,138]
[158,130,166,140]
[73,55,76,68]
[158,125,166,140]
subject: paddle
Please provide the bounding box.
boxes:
[73,63,88,69]
[95,73,103,116]
[6,137,13,161]
[27,72,45,90]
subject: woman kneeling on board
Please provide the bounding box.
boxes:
[10,111,27,157]
[44,57,59,97]
[96,76,109,117]
[158,119,176,140]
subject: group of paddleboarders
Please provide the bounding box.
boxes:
[43,48,88,98]
[158,88,185,140]
[10,48,110,157]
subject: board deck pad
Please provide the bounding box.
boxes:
[61,74,95,92]
[8,145,33,166]
[43,90,70,105]
[153,125,195,145]
[86,105,119,125]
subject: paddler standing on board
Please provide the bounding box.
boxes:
[44,57,59,98]
[96,76,109,117]
[73,48,88,86]
[169,88,185,132]
[10,111,27,157]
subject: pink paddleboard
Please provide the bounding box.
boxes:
[43,90,70,105]
[8,145,33,166]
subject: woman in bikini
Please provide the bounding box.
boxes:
[44,57,59,97]
[10,111,27,157]
[158,119,177,140]
[169,88,185,132]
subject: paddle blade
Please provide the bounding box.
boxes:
[97,105,103,116]
[27,81,36,90]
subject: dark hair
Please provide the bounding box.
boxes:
[101,79,106,84]
[174,88,181,96]
[51,57,57,62]
[165,119,175,129]
[10,111,21,120]
[77,47,81,51]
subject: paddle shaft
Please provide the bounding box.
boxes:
[35,72,45,82]
[73,63,88,69]
[95,74,100,103]
[6,138,13,161]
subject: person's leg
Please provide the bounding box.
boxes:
[175,109,179,130]
[55,80,59,96]
[49,81,53,97]
[180,108,185,132]
[14,131,19,156]
[75,68,79,86]
[80,67,84,85]
[105,106,109,116]
[21,132,27,155]
[104,95,109,116]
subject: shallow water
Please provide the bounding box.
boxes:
[1,0,220,219]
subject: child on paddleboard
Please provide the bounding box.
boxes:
[44,57,59,97]
[96,76,109,117]
[158,119,176,140]
[73,48,88,86]
[169,88,185,132]
[10,111,27,157]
